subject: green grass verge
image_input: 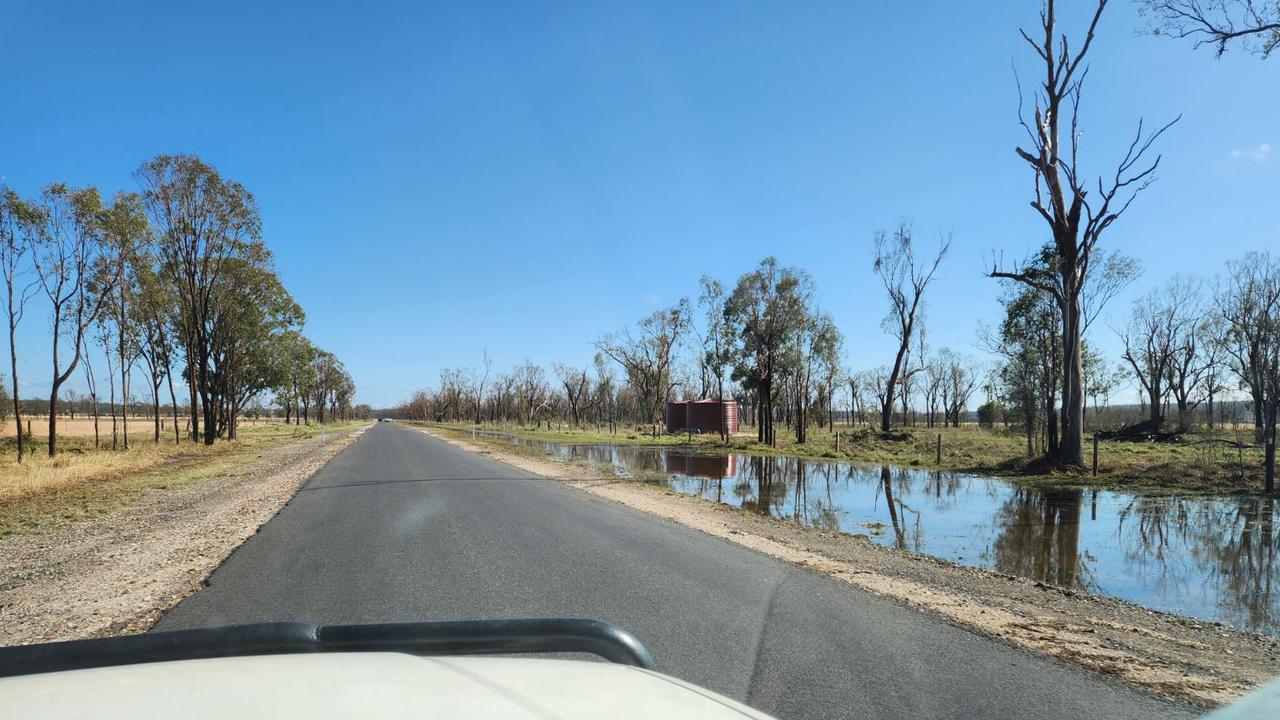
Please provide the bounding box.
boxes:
[418,421,1272,496]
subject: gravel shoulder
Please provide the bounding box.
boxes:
[427,427,1279,709]
[0,425,368,645]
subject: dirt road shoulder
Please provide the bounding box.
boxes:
[0,425,368,645]
[425,427,1279,708]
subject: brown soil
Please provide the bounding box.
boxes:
[0,425,367,645]
[425,428,1280,709]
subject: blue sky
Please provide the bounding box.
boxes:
[2,1,1276,408]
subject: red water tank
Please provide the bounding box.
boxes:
[665,399,739,435]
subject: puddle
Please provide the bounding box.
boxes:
[485,432,1279,636]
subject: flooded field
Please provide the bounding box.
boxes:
[487,433,1279,636]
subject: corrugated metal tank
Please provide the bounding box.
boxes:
[665,400,740,435]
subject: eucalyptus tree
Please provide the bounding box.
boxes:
[1119,278,1201,426]
[132,260,180,442]
[94,312,120,448]
[724,258,813,446]
[864,367,893,432]
[79,333,102,449]
[488,371,516,424]
[98,192,151,449]
[818,327,844,430]
[1167,316,1215,430]
[1,186,40,461]
[472,351,491,425]
[924,353,946,428]
[136,154,263,445]
[872,222,949,432]
[1198,315,1232,429]
[697,276,734,417]
[846,370,866,428]
[273,330,314,425]
[990,0,1175,466]
[1082,348,1124,425]
[596,300,691,433]
[330,371,356,420]
[308,350,349,425]
[592,353,616,431]
[213,258,302,438]
[939,350,981,428]
[1215,252,1280,490]
[985,283,1060,456]
[793,312,840,443]
[509,360,545,425]
[29,184,120,455]
[553,362,592,427]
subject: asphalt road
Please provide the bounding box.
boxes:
[157,423,1194,719]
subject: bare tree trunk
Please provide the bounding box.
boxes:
[119,281,129,450]
[185,351,199,441]
[1060,295,1085,465]
[8,321,21,462]
[165,364,181,445]
[152,381,161,443]
[881,346,906,433]
[1265,404,1277,494]
[105,348,117,450]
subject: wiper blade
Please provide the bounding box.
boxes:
[0,617,655,676]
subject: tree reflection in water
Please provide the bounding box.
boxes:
[1118,495,1278,631]
[878,466,904,549]
[481,432,1280,634]
[990,488,1086,588]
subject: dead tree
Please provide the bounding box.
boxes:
[991,0,1177,466]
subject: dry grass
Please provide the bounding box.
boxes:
[0,421,362,535]
[0,415,290,438]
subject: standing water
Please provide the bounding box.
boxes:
[487,433,1279,636]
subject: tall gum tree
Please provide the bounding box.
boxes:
[29,184,120,456]
[100,192,151,450]
[136,154,262,445]
[724,258,813,447]
[1,188,41,462]
[990,0,1176,466]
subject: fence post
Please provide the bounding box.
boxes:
[1092,434,1099,476]
[936,434,942,465]
[835,431,840,453]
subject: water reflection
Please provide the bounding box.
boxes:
[485,432,1280,635]
[990,489,1083,587]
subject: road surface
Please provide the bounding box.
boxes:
[157,423,1192,719]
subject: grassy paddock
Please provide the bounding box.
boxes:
[0,421,365,536]
[422,421,1270,495]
